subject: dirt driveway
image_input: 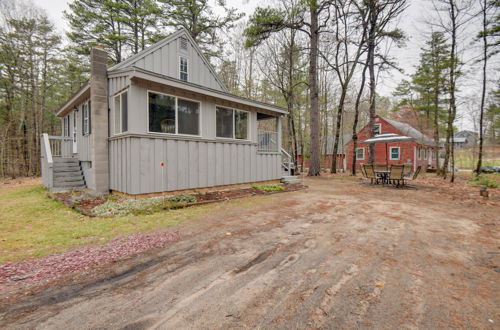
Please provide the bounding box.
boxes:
[1,177,499,329]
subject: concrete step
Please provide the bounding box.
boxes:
[54,170,83,178]
[281,175,299,180]
[54,174,84,183]
[282,179,302,185]
[53,180,85,188]
[53,165,81,172]
[281,176,302,185]
[53,158,79,164]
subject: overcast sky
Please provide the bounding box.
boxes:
[32,0,488,130]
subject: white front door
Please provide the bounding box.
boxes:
[72,110,77,154]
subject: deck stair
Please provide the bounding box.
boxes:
[52,158,86,190]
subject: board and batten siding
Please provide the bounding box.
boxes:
[120,37,224,91]
[109,136,281,194]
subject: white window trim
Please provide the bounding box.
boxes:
[215,105,251,141]
[424,148,428,160]
[113,90,129,136]
[146,90,202,137]
[356,147,365,160]
[373,123,381,135]
[390,146,400,160]
[83,101,90,136]
[179,56,189,82]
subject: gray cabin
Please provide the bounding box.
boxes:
[41,29,291,195]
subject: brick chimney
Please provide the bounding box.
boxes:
[89,46,109,194]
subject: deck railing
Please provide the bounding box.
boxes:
[258,131,278,152]
[48,136,73,158]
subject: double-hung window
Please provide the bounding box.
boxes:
[356,148,365,160]
[179,56,188,81]
[373,124,381,135]
[82,101,91,135]
[216,106,249,140]
[390,147,400,160]
[114,91,128,135]
[148,91,200,135]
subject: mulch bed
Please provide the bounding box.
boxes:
[49,183,307,216]
[0,231,181,294]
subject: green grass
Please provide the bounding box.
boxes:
[0,185,224,263]
[468,174,500,188]
[252,184,284,192]
[454,147,500,169]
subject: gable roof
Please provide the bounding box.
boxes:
[381,116,437,147]
[108,28,228,92]
[454,130,478,138]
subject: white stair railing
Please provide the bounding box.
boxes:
[41,133,54,188]
[281,148,294,175]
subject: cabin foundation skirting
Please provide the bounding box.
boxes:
[109,136,282,194]
[110,179,281,198]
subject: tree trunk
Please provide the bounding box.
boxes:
[351,61,369,175]
[367,3,377,163]
[308,2,321,176]
[331,87,347,173]
[475,0,487,176]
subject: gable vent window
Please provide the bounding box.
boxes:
[179,56,188,82]
[179,37,188,50]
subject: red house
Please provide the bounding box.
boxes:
[345,116,438,171]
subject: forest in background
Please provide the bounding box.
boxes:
[0,0,498,180]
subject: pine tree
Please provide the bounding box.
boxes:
[397,31,452,174]
[65,0,128,63]
[157,0,243,58]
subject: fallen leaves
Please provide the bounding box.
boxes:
[0,231,181,293]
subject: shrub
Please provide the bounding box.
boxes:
[252,184,284,192]
[469,175,499,188]
[168,194,196,204]
[92,197,187,217]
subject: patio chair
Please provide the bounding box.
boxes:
[374,163,388,172]
[388,164,405,187]
[362,164,378,184]
[360,164,368,179]
[402,166,422,186]
[403,164,412,177]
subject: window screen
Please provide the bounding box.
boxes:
[121,92,128,132]
[178,99,199,135]
[216,107,233,138]
[114,95,121,134]
[235,110,248,139]
[149,92,175,133]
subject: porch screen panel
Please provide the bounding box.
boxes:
[121,92,128,132]
[235,110,248,140]
[178,99,199,135]
[216,107,233,138]
[149,92,175,133]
